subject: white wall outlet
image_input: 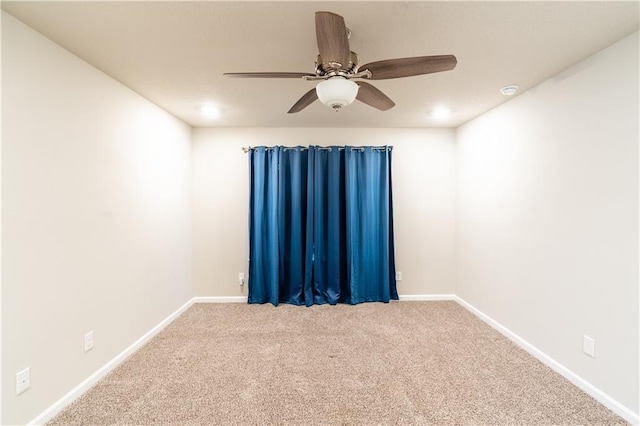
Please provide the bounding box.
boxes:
[238,272,245,285]
[84,331,94,352]
[395,271,402,281]
[583,335,595,358]
[16,367,30,395]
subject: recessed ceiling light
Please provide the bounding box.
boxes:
[199,103,221,119]
[500,85,519,96]
[431,106,451,120]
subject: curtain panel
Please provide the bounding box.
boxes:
[248,146,397,306]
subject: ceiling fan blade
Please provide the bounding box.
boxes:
[224,72,315,79]
[288,88,318,113]
[315,11,351,70]
[356,82,395,111]
[360,55,457,80]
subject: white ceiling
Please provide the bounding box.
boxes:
[2,1,638,128]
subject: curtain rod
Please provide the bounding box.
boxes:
[241,146,392,153]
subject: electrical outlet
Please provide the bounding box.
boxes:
[84,331,94,352]
[16,367,30,395]
[395,271,402,281]
[583,335,595,358]
[238,272,245,285]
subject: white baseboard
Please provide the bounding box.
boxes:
[454,296,639,425]
[194,295,455,303]
[27,298,194,426]
[194,296,248,303]
[399,294,455,301]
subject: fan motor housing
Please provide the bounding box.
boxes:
[316,52,359,76]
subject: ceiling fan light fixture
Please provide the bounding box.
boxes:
[224,11,457,114]
[316,77,359,111]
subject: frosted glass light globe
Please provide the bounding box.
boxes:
[316,77,359,110]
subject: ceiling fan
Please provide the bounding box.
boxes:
[224,11,457,113]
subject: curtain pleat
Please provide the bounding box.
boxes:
[248,147,280,305]
[310,147,347,305]
[345,147,396,303]
[248,146,397,306]
[277,147,308,305]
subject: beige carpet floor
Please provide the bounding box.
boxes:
[49,301,625,425]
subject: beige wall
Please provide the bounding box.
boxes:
[1,13,193,424]
[0,10,4,424]
[192,127,457,298]
[456,32,639,412]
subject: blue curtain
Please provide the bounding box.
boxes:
[248,146,397,306]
